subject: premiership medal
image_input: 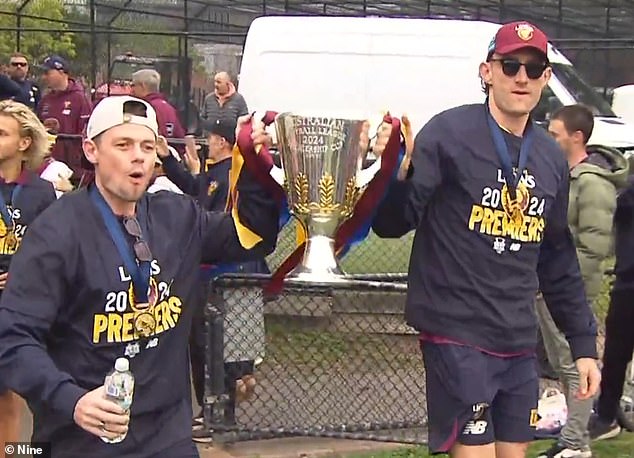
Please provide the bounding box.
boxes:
[501,182,529,229]
[5,230,17,249]
[132,302,156,338]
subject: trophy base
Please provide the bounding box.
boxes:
[286,234,348,284]
[286,268,348,284]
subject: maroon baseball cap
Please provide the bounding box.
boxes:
[487,21,549,61]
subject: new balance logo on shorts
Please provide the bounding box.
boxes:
[463,420,488,435]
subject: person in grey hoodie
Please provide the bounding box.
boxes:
[536,104,629,458]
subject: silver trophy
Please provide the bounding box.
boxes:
[272,113,382,282]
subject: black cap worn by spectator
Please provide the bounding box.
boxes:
[203,118,236,145]
[39,55,68,72]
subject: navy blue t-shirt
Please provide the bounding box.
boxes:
[0,171,56,273]
[0,171,278,457]
[373,103,597,360]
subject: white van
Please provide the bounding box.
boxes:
[238,16,634,152]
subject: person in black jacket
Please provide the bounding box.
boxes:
[0,99,56,452]
[371,21,600,457]
[7,53,41,111]
[0,95,278,458]
[0,73,29,106]
[159,118,268,440]
[588,175,634,442]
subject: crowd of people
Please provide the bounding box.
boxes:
[0,52,257,456]
[0,19,632,458]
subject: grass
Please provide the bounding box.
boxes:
[336,433,634,457]
[264,320,421,367]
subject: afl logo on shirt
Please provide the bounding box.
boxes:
[207,181,218,195]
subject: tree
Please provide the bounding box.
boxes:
[0,0,76,64]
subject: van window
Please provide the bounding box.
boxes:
[551,63,616,117]
[532,85,563,123]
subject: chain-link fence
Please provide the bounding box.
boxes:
[203,274,427,445]
[200,266,630,446]
[266,220,414,275]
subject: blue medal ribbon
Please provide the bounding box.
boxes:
[90,186,151,302]
[0,185,22,230]
[484,101,534,199]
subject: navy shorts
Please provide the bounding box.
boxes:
[421,341,539,454]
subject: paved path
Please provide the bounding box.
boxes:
[17,393,409,458]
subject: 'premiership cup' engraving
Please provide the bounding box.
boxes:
[277,114,361,216]
[296,117,347,158]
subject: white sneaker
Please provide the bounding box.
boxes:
[536,443,592,458]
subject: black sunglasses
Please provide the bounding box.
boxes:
[489,58,548,80]
[10,62,27,67]
[123,217,153,262]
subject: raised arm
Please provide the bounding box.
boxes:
[199,116,280,264]
[157,137,200,196]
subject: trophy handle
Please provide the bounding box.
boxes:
[355,114,401,188]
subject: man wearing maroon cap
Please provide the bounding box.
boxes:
[372,21,600,458]
[37,55,93,185]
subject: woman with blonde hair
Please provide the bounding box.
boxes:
[0,99,56,448]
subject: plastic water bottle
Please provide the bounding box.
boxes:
[101,357,135,444]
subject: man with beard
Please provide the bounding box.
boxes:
[7,53,41,111]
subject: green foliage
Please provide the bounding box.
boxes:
[0,0,76,63]
[1,1,203,85]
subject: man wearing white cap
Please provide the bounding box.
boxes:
[0,95,278,457]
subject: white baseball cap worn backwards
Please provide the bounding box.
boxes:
[86,96,159,140]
